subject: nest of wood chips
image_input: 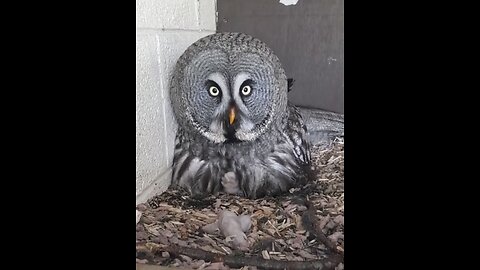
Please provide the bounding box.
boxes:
[136,137,344,270]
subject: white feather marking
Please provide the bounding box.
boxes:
[267,156,295,176]
[239,119,255,131]
[173,153,189,182]
[208,73,231,115]
[178,157,205,186]
[252,166,265,191]
[203,131,226,143]
[186,109,226,143]
[209,119,224,134]
[190,73,234,143]
[232,72,251,113]
[207,73,229,99]
[235,130,258,141]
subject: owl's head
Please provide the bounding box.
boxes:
[170,32,288,143]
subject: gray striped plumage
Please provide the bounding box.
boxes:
[169,32,311,199]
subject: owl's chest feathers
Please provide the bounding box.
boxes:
[173,127,303,198]
[192,137,277,170]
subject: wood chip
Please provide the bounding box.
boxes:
[262,250,270,260]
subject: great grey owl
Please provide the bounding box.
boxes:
[169,32,311,199]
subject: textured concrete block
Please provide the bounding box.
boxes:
[135,168,173,204]
[136,32,169,196]
[199,0,217,30]
[156,31,215,86]
[136,1,217,204]
[136,0,198,29]
[156,31,215,165]
[136,30,215,201]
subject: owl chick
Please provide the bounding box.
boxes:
[169,32,311,199]
[221,172,242,195]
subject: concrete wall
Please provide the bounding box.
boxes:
[136,0,217,204]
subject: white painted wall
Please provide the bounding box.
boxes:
[136,0,217,204]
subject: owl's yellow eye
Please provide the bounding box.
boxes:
[241,85,252,96]
[209,86,220,96]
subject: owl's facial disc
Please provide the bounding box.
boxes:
[181,49,278,144]
[204,73,257,143]
[206,72,271,143]
[225,73,265,142]
[202,73,230,143]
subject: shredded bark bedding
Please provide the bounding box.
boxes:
[136,138,344,270]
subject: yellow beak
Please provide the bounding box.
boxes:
[229,107,236,125]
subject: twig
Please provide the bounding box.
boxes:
[144,244,340,270]
[302,201,344,257]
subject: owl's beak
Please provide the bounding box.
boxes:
[228,106,236,125]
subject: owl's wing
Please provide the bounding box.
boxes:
[286,103,311,165]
